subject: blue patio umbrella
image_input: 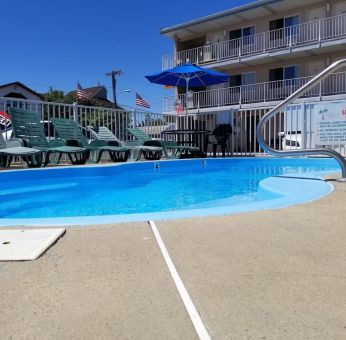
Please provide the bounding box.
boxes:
[145,63,229,125]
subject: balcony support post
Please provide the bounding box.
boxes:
[239,86,242,109]
[263,83,267,103]
[318,19,322,47]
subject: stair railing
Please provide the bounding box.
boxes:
[256,59,346,179]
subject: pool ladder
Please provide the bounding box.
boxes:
[256,59,346,180]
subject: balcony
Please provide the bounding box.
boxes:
[163,71,346,112]
[162,13,346,70]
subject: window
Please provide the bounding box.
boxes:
[269,15,300,40]
[229,26,255,41]
[229,72,256,87]
[5,101,24,109]
[284,15,300,28]
[269,66,299,86]
[284,15,300,36]
[242,26,255,37]
[229,74,242,87]
[242,72,256,85]
[229,29,241,40]
[269,18,284,31]
[269,15,300,30]
[228,26,255,53]
[242,26,255,45]
[284,65,299,80]
[269,68,284,82]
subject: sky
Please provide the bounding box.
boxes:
[1,0,254,112]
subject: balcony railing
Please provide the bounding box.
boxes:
[162,13,346,69]
[163,71,346,112]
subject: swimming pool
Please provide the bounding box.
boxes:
[0,158,340,226]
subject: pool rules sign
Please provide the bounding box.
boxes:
[314,102,346,145]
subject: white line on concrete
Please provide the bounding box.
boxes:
[148,220,211,340]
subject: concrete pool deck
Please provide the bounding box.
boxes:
[0,176,345,339]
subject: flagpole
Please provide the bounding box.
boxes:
[75,83,78,104]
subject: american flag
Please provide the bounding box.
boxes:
[76,82,91,101]
[135,93,150,108]
[174,100,184,114]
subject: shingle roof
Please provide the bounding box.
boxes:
[0,81,43,100]
[83,86,105,99]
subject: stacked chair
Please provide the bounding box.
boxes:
[51,118,130,163]
[126,127,201,159]
[3,107,209,169]
[9,107,88,166]
[0,130,43,167]
[89,126,162,161]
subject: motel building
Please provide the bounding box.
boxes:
[160,0,346,156]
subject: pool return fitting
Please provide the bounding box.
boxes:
[257,59,346,181]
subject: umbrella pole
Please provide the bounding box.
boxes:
[185,78,189,129]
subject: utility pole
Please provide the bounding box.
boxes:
[105,70,122,107]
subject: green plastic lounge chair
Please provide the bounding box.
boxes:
[8,107,88,166]
[89,126,162,161]
[0,131,43,168]
[51,118,130,163]
[126,127,200,159]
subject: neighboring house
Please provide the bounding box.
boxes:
[0,82,43,137]
[160,0,346,153]
[69,85,123,109]
[0,81,43,116]
[83,85,109,104]
[0,81,43,102]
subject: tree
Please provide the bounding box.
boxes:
[42,88,75,104]
[42,87,66,103]
[64,91,76,104]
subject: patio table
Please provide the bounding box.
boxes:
[161,129,210,152]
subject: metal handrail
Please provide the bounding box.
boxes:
[256,59,346,179]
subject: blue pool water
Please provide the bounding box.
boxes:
[0,158,340,226]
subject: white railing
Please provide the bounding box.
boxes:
[1,96,345,159]
[160,101,346,157]
[257,59,346,178]
[162,13,346,69]
[163,71,346,112]
[0,98,177,142]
